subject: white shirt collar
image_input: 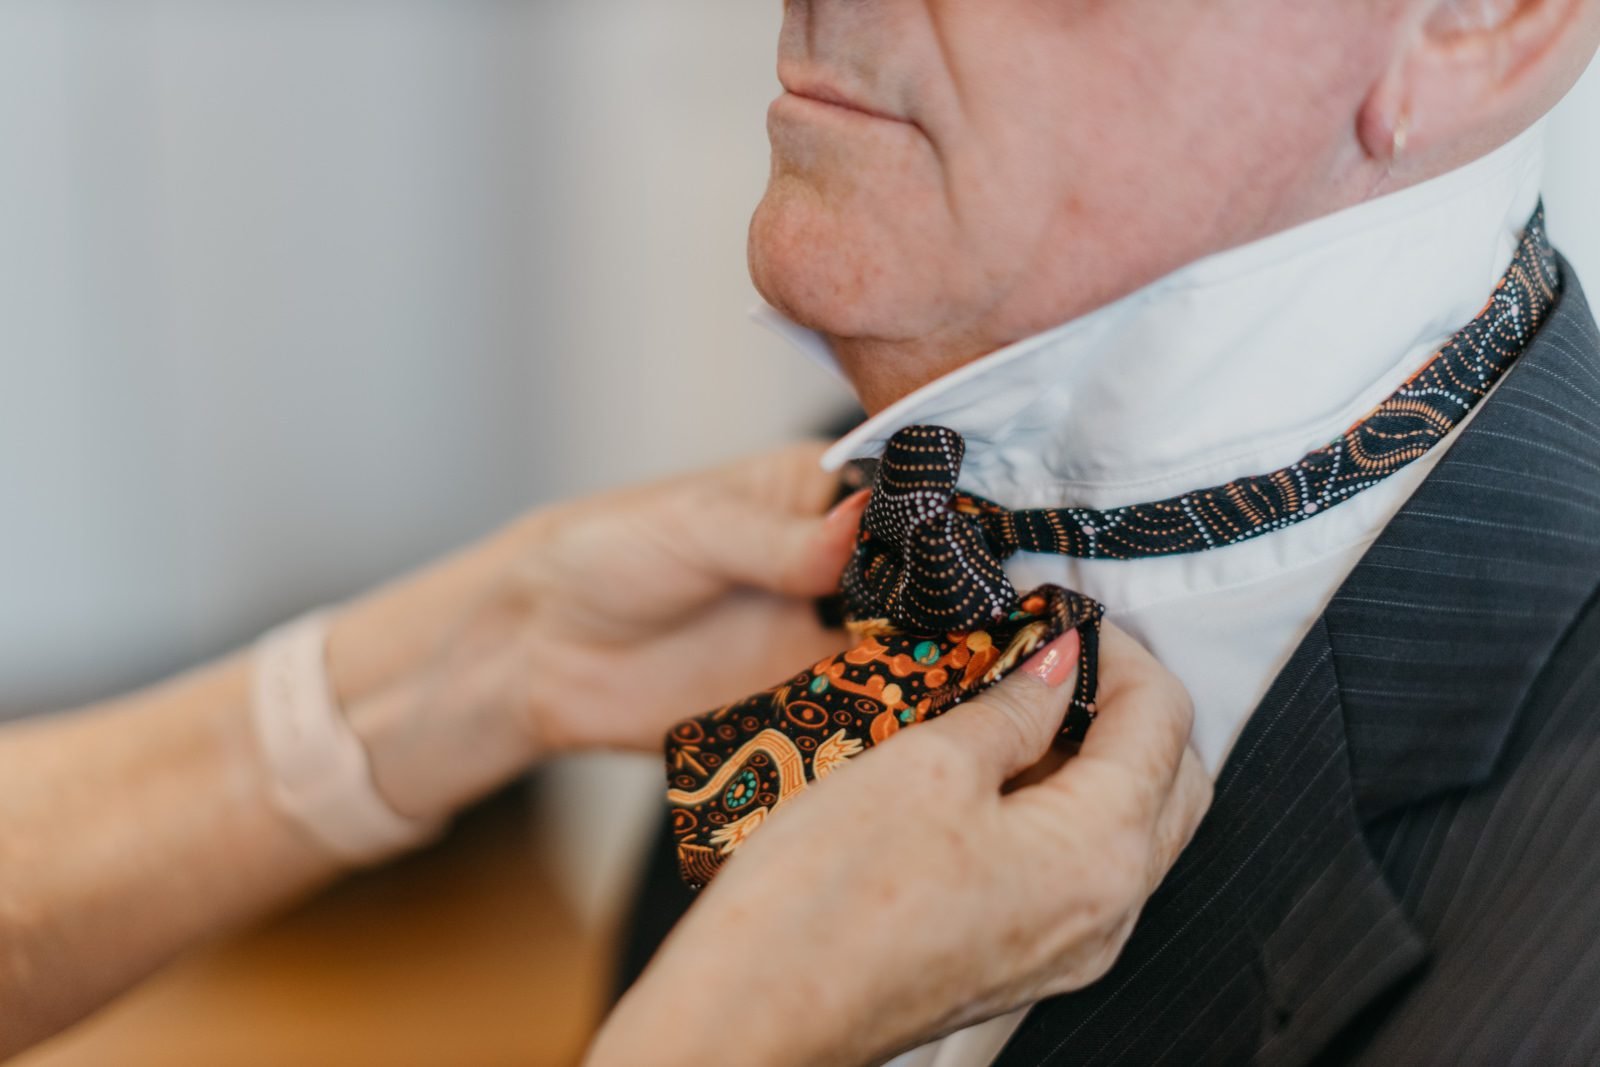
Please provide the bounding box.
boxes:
[758,125,1545,511]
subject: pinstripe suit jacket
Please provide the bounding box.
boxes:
[990,257,1600,1066]
[621,259,1600,1066]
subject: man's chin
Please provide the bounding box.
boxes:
[747,191,952,345]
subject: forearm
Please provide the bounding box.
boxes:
[0,441,851,1058]
[0,657,335,1055]
[0,514,550,1057]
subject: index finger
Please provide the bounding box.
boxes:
[1023,621,1195,825]
[717,440,843,515]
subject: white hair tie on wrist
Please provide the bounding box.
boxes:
[250,611,441,864]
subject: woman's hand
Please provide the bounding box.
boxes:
[0,442,860,1057]
[325,442,862,818]
[587,622,1211,1067]
[510,442,863,755]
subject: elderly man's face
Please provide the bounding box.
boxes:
[750,0,1397,396]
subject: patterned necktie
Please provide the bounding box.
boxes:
[664,204,1559,889]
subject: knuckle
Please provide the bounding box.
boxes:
[1100,774,1155,837]
[1085,915,1139,983]
[1078,885,1121,931]
[895,730,981,792]
[973,681,1028,722]
[977,680,1058,744]
[986,699,1052,761]
[1161,754,1213,845]
[1095,837,1150,908]
[1182,770,1214,827]
[1165,676,1196,731]
[1071,861,1135,930]
[1080,944,1121,987]
[1119,652,1187,705]
[1130,667,1192,728]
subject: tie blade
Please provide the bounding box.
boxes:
[664,584,1103,888]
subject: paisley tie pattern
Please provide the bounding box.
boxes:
[666,585,1101,888]
[958,205,1560,560]
[662,204,1557,889]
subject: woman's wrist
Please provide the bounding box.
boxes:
[321,512,557,822]
[337,607,541,822]
[589,972,807,1067]
[589,904,869,1067]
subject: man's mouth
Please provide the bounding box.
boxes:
[776,73,911,126]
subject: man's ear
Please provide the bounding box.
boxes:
[1357,0,1600,173]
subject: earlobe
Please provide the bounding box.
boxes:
[1356,94,1408,165]
[1359,0,1592,170]
[1355,59,1414,165]
[1354,3,1487,169]
[1353,1,1434,166]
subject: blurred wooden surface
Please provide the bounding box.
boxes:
[14,788,610,1067]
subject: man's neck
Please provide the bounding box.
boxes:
[828,335,982,417]
[767,125,1546,511]
[822,141,1548,421]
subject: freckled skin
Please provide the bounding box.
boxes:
[749,0,1401,411]
[748,0,1600,414]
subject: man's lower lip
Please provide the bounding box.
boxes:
[776,90,910,126]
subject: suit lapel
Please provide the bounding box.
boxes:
[996,260,1600,1067]
[995,619,1425,1067]
[1329,260,1600,823]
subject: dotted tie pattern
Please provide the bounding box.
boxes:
[961,205,1560,560]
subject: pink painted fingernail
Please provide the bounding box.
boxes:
[824,489,871,530]
[1024,630,1081,688]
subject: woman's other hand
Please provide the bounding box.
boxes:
[588,622,1212,1067]
[323,442,858,824]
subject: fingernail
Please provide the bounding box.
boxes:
[824,489,871,530]
[1024,630,1081,688]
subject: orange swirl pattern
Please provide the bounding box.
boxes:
[665,587,1101,888]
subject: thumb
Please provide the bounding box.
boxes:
[927,629,1082,783]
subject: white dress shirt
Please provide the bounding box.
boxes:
[760,124,1546,1067]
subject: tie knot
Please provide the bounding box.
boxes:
[843,426,1020,633]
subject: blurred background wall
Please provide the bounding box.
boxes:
[0,0,851,720]
[1,0,1598,919]
[1545,50,1600,284]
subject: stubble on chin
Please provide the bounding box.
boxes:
[746,136,962,347]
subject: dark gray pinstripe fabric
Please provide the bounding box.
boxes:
[995,259,1600,1066]
[1326,601,1600,1064]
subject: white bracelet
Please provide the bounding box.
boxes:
[250,611,441,864]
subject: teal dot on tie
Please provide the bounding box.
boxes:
[1009,611,1027,621]
[809,675,829,694]
[913,641,940,665]
[899,709,915,723]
